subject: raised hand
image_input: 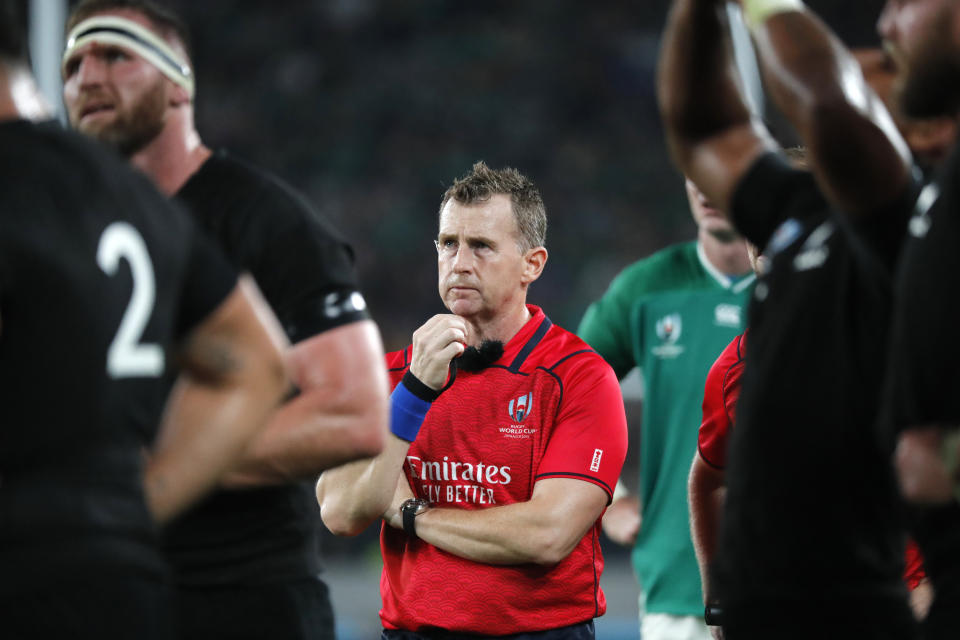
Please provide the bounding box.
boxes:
[409,314,469,390]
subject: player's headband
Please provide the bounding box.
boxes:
[63,15,194,99]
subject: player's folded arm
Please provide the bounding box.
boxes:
[222,315,390,487]
[147,275,290,524]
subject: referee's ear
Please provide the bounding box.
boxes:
[520,246,548,285]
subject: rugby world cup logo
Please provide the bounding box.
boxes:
[508,392,534,422]
[656,313,682,344]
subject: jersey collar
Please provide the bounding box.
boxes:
[696,242,756,294]
[497,305,552,372]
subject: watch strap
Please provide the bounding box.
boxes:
[403,503,418,538]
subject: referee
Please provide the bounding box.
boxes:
[659,0,919,638]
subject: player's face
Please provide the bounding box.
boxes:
[878,0,960,118]
[62,12,169,156]
[685,178,736,239]
[437,194,533,322]
[854,46,958,165]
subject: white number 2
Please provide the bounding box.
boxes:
[97,222,165,379]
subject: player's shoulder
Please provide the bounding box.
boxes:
[186,150,346,242]
[3,120,150,194]
[606,241,702,296]
[0,120,186,232]
[193,153,312,215]
[712,333,745,372]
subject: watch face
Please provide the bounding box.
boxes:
[403,498,428,515]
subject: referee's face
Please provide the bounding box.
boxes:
[437,194,534,322]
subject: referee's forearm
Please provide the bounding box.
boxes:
[317,435,411,536]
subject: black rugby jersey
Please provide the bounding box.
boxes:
[0,120,236,594]
[715,153,918,624]
[885,144,960,640]
[164,151,369,585]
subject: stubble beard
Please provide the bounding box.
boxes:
[85,77,167,157]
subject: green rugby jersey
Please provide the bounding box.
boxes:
[578,240,753,616]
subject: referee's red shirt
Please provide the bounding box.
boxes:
[380,306,627,634]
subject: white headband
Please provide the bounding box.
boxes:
[63,15,194,99]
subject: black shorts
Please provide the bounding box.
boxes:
[175,576,335,640]
[381,620,594,640]
[1,573,174,640]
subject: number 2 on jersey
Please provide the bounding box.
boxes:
[97,222,165,379]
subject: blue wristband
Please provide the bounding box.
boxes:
[390,378,433,442]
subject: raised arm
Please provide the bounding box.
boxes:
[658,0,776,213]
[740,0,912,217]
[145,276,289,524]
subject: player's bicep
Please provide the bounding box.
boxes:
[286,318,388,401]
[177,275,288,386]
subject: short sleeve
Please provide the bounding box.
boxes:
[534,356,628,500]
[175,221,238,338]
[577,278,637,380]
[698,335,745,470]
[731,152,828,251]
[903,538,926,590]
[251,206,370,344]
[385,347,411,390]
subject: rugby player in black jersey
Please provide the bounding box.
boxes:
[61,2,391,638]
[877,1,960,637]
[0,2,289,637]
[659,0,921,637]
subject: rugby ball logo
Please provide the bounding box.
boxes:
[508,392,534,422]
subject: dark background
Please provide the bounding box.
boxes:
[154,0,888,572]
[156,0,886,351]
[50,1,892,635]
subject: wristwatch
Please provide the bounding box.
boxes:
[400,498,430,539]
[704,603,725,626]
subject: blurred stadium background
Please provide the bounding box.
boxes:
[25,1,886,637]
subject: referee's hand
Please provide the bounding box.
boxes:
[409,314,467,390]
